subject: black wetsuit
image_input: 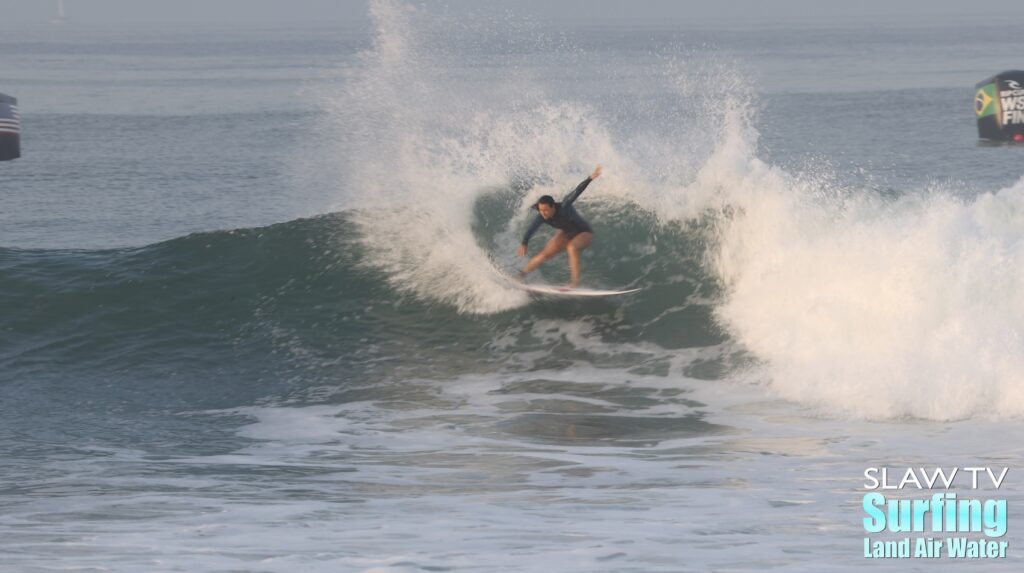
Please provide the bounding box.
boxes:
[520,177,594,247]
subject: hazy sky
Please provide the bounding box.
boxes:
[5,0,1024,25]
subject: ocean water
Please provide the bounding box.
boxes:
[3,1,1024,571]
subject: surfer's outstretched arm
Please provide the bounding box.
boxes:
[518,215,544,255]
[562,164,602,207]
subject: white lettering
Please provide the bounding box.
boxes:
[987,467,1009,489]
[921,467,957,489]
[864,467,880,490]
[899,467,922,489]
[1000,96,1024,111]
[1003,109,1024,125]
[964,467,985,488]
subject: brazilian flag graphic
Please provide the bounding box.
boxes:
[975,83,996,118]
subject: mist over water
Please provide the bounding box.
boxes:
[309,0,758,315]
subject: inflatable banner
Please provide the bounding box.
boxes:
[0,93,20,161]
[976,71,1024,141]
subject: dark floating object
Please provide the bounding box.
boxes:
[976,70,1024,141]
[0,93,20,161]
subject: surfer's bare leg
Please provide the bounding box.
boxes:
[521,231,569,277]
[566,232,593,288]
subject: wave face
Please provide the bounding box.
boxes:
[0,204,725,384]
[5,0,1024,423]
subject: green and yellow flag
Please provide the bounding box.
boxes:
[975,83,996,118]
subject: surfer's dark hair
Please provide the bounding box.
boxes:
[534,195,555,209]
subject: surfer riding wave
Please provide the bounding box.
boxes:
[517,164,602,288]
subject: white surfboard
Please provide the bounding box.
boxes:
[514,282,642,297]
[490,260,640,297]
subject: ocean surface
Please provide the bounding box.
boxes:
[4,2,1024,571]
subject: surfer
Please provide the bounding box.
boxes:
[517,164,602,288]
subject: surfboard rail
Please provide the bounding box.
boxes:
[513,282,642,297]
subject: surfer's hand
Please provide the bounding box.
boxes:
[517,244,527,257]
[590,164,602,180]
